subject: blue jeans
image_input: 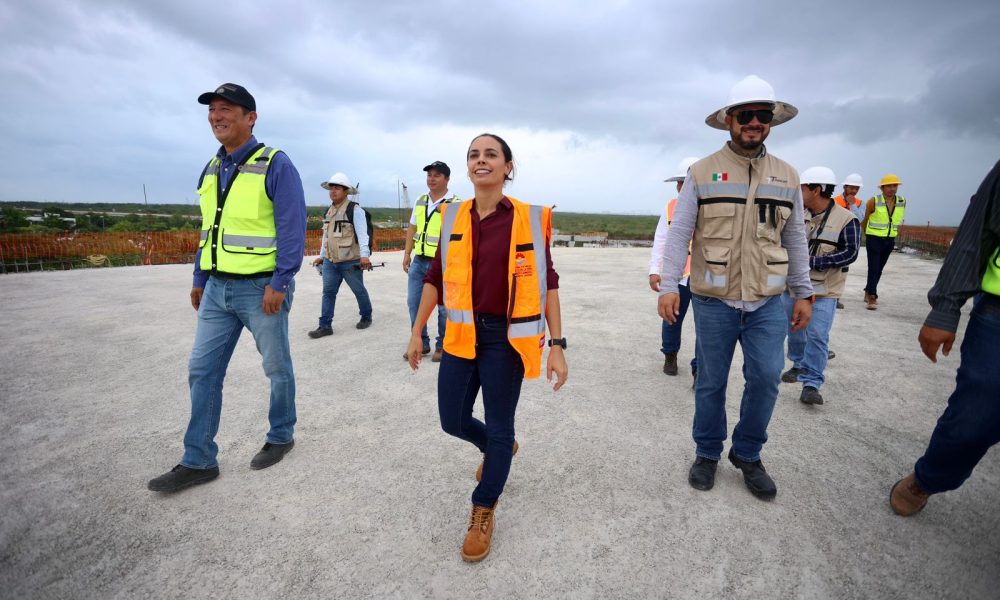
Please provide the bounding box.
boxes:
[690,294,786,462]
[319,258,372,327]
[661,283,698,373]
[864,236,895,298]
[914,293,1000,493]
[408,255,446,350]
[182,276,296,469]
[783,293,837,390]
[437,314,524,507]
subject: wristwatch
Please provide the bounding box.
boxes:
[548,338,567,349]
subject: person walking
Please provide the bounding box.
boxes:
[780,166,860,406]
[657,75,813,500]
[890,159,1000,516]
[860,174,907,310]
[406,133,568,562]
[308,173,373,337]
[148,83,306,493]
[650,156,699,380]
[402,161,460,362]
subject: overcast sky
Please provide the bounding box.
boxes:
[2,0,998,225]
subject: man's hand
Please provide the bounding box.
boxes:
[360,257,372,270]
[918,324,955,363]
[546,346,568,391]
[262,285,286,315]
[790,298,812,333]
[190,287,204,311]
[648,274,661,292]
[312,257,322,267]
[658,292,680,324]
[402,253,411,273]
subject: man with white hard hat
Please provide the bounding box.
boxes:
[780,166,860,406]
[657,75,813,500]
[860,173,907,310]
[649,156,700,380]
[835,173,865,221]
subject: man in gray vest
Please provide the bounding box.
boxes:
[658,75,813,500]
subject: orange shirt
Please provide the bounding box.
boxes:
[834,195,861,209]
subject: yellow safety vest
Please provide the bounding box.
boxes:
[198,145,278,275]
[865,194,906,238]
[413,194,456,258]
[983,247,1000,295]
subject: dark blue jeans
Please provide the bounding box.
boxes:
[319,258,372,327]
[661,283,698,373]
[864,236,896,298]
[914,293,1000,493]
[437,314,524,507]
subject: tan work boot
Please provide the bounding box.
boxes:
[461,504,496,562]
[866,294,878,310]
[476,440,518,482]
[890,473,930,516]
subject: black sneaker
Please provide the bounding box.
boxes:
[148,464,219,493]
[308,327,333,339]
[827,349,836,360]
[250,441,295,470]
[663,352,678,376]
[356,318,373,330]
[727,448,777,500]
[691,370,698,390]
[781,367,805,384]
[688,456,718,491]
[800,386,824,405]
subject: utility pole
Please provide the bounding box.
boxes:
[142,184,148,208]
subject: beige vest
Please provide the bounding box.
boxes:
[689,143,801,301]
[805,202,857,299]
[324,201,361,263]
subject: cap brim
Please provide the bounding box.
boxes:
[705,101,798,130]
[198,92,220,105]
[664,176,685,183]
[321,182,359,194]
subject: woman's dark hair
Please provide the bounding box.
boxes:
[469,133,516,183]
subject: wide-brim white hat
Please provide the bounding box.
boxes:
[704,75,798,130]
[321,172,359,195]
[664,156,700,183]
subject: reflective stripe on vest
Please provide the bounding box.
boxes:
[198,145,278,275]
[865,195,906,237]
[439,198,551,378]
[983,247,1000,295]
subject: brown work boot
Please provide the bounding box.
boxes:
[866,296,878,311]
[890,473,930,516]
[663,352,679,376]
[461,504,496,562]
[476,440,519,482]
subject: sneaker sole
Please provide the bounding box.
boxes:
[148,471,218,493]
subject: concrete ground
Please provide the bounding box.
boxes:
[0,248,997,600]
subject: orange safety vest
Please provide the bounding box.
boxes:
[834,195,861,209]
[438,197,552,378]
[666,199,691,277]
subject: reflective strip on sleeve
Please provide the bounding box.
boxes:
[221,233,276,248]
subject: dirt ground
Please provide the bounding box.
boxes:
[1,248,997,599]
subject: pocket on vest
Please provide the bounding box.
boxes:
[700,245,730,289]
[763,246,789,295]
[700,203,736,239]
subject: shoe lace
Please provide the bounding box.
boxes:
[468,506,494,533]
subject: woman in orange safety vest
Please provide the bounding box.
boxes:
[406,133,569,563]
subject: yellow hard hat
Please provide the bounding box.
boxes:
[879,173,902,187]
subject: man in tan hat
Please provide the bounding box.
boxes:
[658,75,813,500]
[860,174,907,310]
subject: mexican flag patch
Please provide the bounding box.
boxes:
[712,172,728,182]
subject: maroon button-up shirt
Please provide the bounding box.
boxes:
[424,197,559,316]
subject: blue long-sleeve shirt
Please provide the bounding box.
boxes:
[193,136,306,293]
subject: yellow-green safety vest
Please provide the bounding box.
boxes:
[198,145,279,275]
[983,247,1000,296]
[413,194,456,258]
[865,194,907,238]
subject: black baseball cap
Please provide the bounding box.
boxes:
[423,161,450,177]
[198,83,256,112]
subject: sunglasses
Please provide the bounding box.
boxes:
[734,109,774,125]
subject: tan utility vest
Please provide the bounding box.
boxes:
[323,201,361,263]
[805,201,857,299]
[689,143,800,301]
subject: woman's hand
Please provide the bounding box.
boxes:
[546,347,568,391]
[406,333,425,370]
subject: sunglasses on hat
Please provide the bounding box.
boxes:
[733,109,774,125]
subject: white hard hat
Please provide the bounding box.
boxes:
[705,75,798,130]
[321,172,359,195]
[664,156,700,183]
[800,166,837,186]
[841,173,864,188]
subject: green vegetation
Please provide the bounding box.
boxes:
[551,211,658,240]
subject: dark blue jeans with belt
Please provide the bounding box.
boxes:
[914,293,1000,493]
[437,313,524,508]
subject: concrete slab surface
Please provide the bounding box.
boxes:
[1,248,997,599]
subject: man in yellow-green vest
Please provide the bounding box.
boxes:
[860,173,907,310]
[890,159,1000,517]
[148,83,307,494]
[402,161,460,362]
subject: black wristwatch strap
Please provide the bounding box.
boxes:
[548,338,567,349]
